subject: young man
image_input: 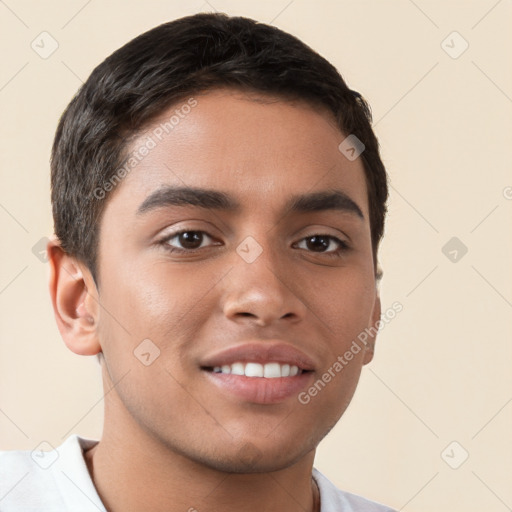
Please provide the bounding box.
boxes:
[0,13,394,512]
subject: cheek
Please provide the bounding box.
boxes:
[97,259,220,362]
[294,348,366,446]
[95,262,217,431]
[307,270,376,347]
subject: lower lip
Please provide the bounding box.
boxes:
[204,371,314,404]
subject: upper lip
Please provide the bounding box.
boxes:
[200,341,316,371]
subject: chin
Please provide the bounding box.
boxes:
[191,436,317,474]
[200,450,307,474]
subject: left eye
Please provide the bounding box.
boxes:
[295,234,347,253]
[163,230,216,251]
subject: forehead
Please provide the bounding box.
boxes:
[106,88,369,218]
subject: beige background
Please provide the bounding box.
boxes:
[1,1,511,510]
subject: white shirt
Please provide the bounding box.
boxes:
[0,435,396,511]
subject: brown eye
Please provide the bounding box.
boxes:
[304,235,330,252]
[177,231,204,249]
[163,230,215,252]
[296,234,346,254]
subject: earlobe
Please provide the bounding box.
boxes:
[47,237,102,356]
[363,293,381,365]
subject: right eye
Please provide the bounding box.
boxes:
[160,230,219,253]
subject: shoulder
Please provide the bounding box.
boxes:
[0,435,104,512]
[313,468,397,512]
[0,443,58,511]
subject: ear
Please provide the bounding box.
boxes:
[47,237,102,356]
[362,292,381,365]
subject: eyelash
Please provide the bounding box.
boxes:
[159,230,350,258]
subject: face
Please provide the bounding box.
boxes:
[94,88,380,472]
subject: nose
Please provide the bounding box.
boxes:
[221,243,308,327]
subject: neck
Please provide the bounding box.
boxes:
[85,392,319,512]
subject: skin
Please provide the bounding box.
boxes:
[48,88,381,512]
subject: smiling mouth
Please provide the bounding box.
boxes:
[203,362,312,378]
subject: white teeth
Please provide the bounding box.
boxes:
[263,362,281,378]
[245,362,264,377]
[211,362,303,378]
[231,362,245,375]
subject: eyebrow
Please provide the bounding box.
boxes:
[136,186,364,219]
[288,189,364,219]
